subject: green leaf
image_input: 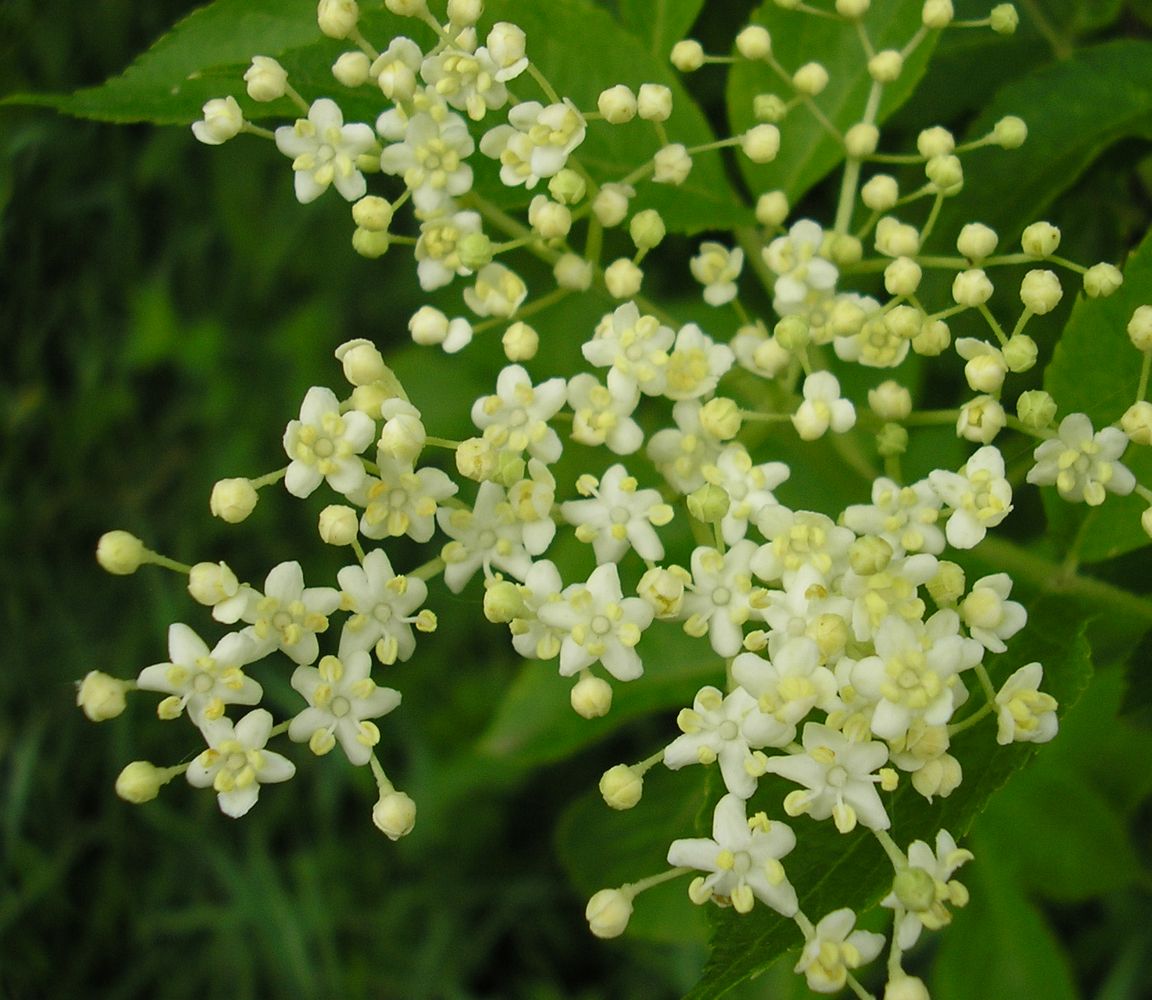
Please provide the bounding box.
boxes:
[727,0,939,204]
[931,847,1081,1000]
[684,602,1093,999]
[616,0,706,60]
[1041,225,1152,562]
[485,0,749,233]
[477,621,721,766]
[934,40,1152,244]
[2,0,321,124]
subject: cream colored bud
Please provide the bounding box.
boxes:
[319,505,359,545]
[957,222,997,261]
[845,122,879,158]
[352,228,391,259]
[1128,305,1152,351]
[1122,401,1152,445]
[916,125,954,159]
[456,437,497,482]
[885,975,932,1000]
[877,422,909,457]
[1004,334,1038,373]
[1019,269,1062,315]
[893,866,937,912]
[922,0,955,28]
[210,478,259,523]
[335,338,387,385]
[912,318,951,356]
[868,380,912,420]
[736,25,773,59]
[599,764,644,810]
[886,305,922,341]
[700,397,743,439]
[630,209,666,250]
[875,216,921,257]
[775,314,810,351]
[502,321,539,362]
[317,0,359,38]
[96,530,146,574]
[753,93,788,123]
[990,3,1019,34]
[836,0,871,18]
[554,253,594,291]
[586,888,633,939]
[862,174,899,212]
[830,298,867,337]
[548,169,586,205]
[1016,389,1056,430]
[638,565,690,618]
[850,536,893,575]
[868,49,903,82]
[742,124,781,163]
[957,395,1006,444]
[384,0,427,15]
[687,484,730,523]
[116,761,170,804]
[379,413,425,464]
[926,154,963,194]
[245,56,289,101]
[912,754,962,798]
[792,61,829,96]
[487,22,526,68]
[409,305,450,346]
[570,674,613,718]
[1021,221,1060,258]
[993,114,1027,148]
[653,143,693,184]
[483,579,526,623]
[332,50,371,87]
[952,268,994,307]
[352,195,393,232]
[592,184,632,227]
[528,196,572,240]
[188,561,239,606]
[447,0,483,25]
[637,83,673,121]
[604,258,644,299]
[457,232,494,270]
[670,39,705,72]
[928,560,966,606]
[756,190,789,227]
[598,84,638,124]
[1084,262,1123,298]
[493,450,525,488]
[964,352,1007,394]
[885,257,922,297]
[827,233,863,267]
[192,97,244,145]
[77,671,129,722]
[373,790,416,839]
[1142,507,1152,540]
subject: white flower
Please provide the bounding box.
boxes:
[929,445,1013,548]
[664,686,792,797]
[582,302,674,396]
[486,22,528,81]
[882,829,973,949]
[537,563,653,681]
[995,662,1058,745]
[463,262,528,318]
[690,242,745,306]
[479,100,586,187]
[274,98,376,203]
[840,551,938,643]
[508,559,565,660]
[186,708,295,818]
[792,372,856,441]
[337,549,429,664]
[192,96,244,145]
[843,478,945,557]
[136,624,262,726]
[283,386,376,498]
[667,793,798,915]
[955,337,1008,394]
[794,908,885,993]
[421,44,509,120]
[350,457,457,543]
[960,573,1026,653]
[471,364,567,462]
[241,561,341,665]
[438,481,532,592]
[506,459,558,556]
[681,541,767,658]
[413,210,484,291]
[1026,412,1136,505]
[663,324,735,401]
[566,370,644,455]
[701,444,789,545]
[288,652,401,765]
[370,36,423,102]
[561,464,671,563]
[379,110,475,216]
[752,507,853,585]
[763,722,892,833]
[763,219,838,317]
[647,400,726,494]
[732,635,839,726]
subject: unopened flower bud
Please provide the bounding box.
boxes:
[742,124,781,163]
[1084,262,1123,298]
[792,62,829,96]
[554,253,594,291]
[456,437,497,481]
[957,395,1005,443]
[332,50,371,87]
[599,764,644,810]
[868,49,904,82]
[736,24,773,59]
[77,671,129,721]
[1143,507,1152,540]
[97,530,146,574]
[885,257,922,297]
[528,196,573,240]
[638,565,690,618]
[670,39,705,72]
[598,84,637,124]
[868,380,912,420]
[912,754,962,798]
[457,232,494,271]
[336,338,388,385]
[352,195,393,232]
[318,0,359,38]
[571,674,613,718]
[952,268,993,307]
[548,169,586,205]
[700,397,743,439]
[862,174,899,212]
[604,258,643,299]
[845,122,879,158]
[502,321,539,361]
[922,0,955,28]
[210,478,259,523]
[352,228,391,258]
[876,216,921,257]
[1003,334,1038,373]
[877,422,909,457]
[990,3,1019,34]
[1019,269,1062,315]
[926,154,963,194]
[630,209,666,250]
[373,790,416,839]
[653,143,693,184]
[116,761,170,804]
[885,975,931,1000]
[319,505,359,545]
[993,114,1027,148]
[893,866,937,911]
[836,0,871,18]
[245,56,289,101]
[188,561,239,606]
[384,0,427,15]
[1128,305,1152,351]
[637,83,673,121]
[1021,221,1060,257]
[754,93,788,122]
[827,233,863,267]
[928,560,966,606]
[487,22,526,70]
[850,536,893,575]
[1016,389,1056,430]
[687,484,730,523]
[592,184,632,227]
[964,349,1006,393]
[917,125,955,158]
[1122,401,1152,445]
[756,190,789,227]
[483,578,525,623]
[586,888,633,938]
[446,0,483,25]
[912,318,951,356]
[957,222,997,262]
[191,97,244,145]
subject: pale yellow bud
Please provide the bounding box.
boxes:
[756,190,789,227]
[700,397,743,439]
[862,175,899,212]
[373,790,417,839]
[637,83,673,122]
[1021,221,1060,257]
[993,114,1027,148]
[332,50,371,88]
[570,674,613,718]
[317,0,359,38]
[96,530,146,575]
[630,209,666,250]
[670,39,705,72]
[599,764,644,810]
[548,169,586,205]
[604,258,644,299]
[598,84,637,124]
[1016,389,1056,430]
[868,50,903,83]
[1019,269,1062,315]
[502,321,539,362]
[352,195,393,232]
[990,3,1019,34]
[1122,401,1152,446]
[956,222,997,262]
[687,484,730,523]
[77,671,129,721]
[1129,305,1152,351]
[1003,334,1038,373]
[318,505,359,546]
[844,123,879,158]
[742,124,781,163]
[792,62,829,96]
[868,380,912,421]
[586,888,633,938]
[736,25,773,59]
[1084,262,1123,298]
[115,761,170,804]
[922,0,955,28]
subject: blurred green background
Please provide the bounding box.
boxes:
[3,1,1152,997]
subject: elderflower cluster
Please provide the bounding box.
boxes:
[84,1,1152,997]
